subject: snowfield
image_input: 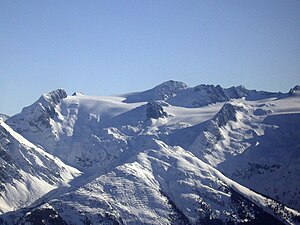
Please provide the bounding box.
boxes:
[0,81,300,224]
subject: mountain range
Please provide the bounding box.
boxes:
[0,80,299,225]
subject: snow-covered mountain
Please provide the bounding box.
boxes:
[0,120,80,214]
[1,81,300,224]
[4,140,299,225]
[186,97,300,211]
[123,80,188,103]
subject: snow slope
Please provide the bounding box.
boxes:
[6,88,223,172]
[2,139,299,225]
[185,95,300,211]
[1,81,300,224]
[0,120,81,214]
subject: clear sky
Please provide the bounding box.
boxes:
[1,0,300,115]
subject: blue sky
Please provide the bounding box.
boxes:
[1,0,300,115]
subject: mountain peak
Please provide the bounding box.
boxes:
[1,82,300,224]
[213,102,244,126]
[154,80,188,89]
[72,92,83,96]
[41,89,68,105]
[152,80,188,100]
[6,89,68,145]
[124,80,188,103]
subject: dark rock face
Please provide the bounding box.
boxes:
[42,89,68,105]
[289,85,300,96]
[194,84,250,104]
[18,208,68,225]
[196,84,228,98]
[213,103,245,127]
[35,89,67,123]
[146,100,168,119]
[193,84,229,104]
[228,189,284,225]
[225,85,249,98]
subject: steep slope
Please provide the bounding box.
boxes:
[186,95,300,211]
[6,89,222,171]
[2,82,300,224]
[2,139,299,225]
[6,89,70,151]
[187,101,255,166]
[6,91,139,171]
[0,120,81,213]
